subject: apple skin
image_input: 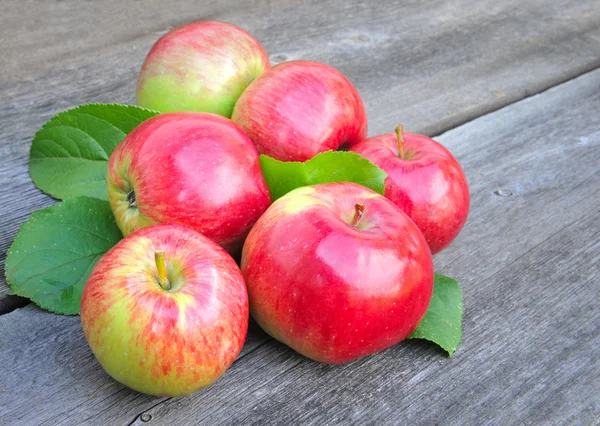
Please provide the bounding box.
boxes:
[241,182,434,364]
[231,60,367,162]
[349,131,469,254]
[106,112,272,255]
[136,21,270,117]
[80,224,249,397]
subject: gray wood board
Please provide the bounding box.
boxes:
[0,306,270,426]
[1,0,600,311]
[1,66,598,425]
[126,67,600,426]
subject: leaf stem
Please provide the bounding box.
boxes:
[155,251,171,290]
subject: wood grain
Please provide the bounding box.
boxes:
[1,0,600,310]
[0,305,269,426]
[122,68,600,426]
[1,66,598,424]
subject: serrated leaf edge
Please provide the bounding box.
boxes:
[28,103,160,200]
[4,196,119,316]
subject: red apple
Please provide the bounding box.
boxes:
[349,126,469,254]
[80,224,249,396]
[137,21,270,117]
[241,182,434,364]
[231,60,367,162]
[106,112,272,254]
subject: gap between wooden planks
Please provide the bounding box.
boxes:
[1,0,600,312]
[0,67,598,425]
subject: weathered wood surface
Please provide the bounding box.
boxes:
[2,0,600,424]
[2,0,600,311]
[0,306,270,425]
[114,67,600,426]
[1,65,599,424]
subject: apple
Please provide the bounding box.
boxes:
[106,112,272,255]
[136,21,270,117]
[241,182,433,364]
[80,224,249,396]
[349,126,470,254]
[231,60,367,162]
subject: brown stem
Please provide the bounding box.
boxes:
[350,202,365,228]
[155,251,171,290]
[395,124,405,160]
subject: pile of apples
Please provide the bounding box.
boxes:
[80,21,469,397]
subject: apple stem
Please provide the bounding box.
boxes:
[395,124,405,160]
[350,202,365,228]
[155,251,171,291]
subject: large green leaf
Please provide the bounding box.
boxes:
[409,274,464,356]
[260,151,387,201]
[29,104,159,200]
[5,197,123,315]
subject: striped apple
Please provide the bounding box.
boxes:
[106,112,272,255]
[137,21,270,117]
[241,182,433,364]
[350,126,470,254]
[232,60,367,162]
[80,224,248,396]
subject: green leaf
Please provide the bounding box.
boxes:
[5,197,123,315]
[29,103,159,200]
[260,151,387,201]
[409,274,464,356]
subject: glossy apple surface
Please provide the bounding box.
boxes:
[106,112,272,254]
[80,224,249,396]
[349,127,469,254]
[241,182,433,364]
[231,60,367,162]
[137,21,270,117]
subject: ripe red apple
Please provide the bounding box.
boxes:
[231,60,367,162]
[241,182,434,364]
[350,126,470,254]
[80,224,249,396]
[106,112,271,254]
[137,21,270,117]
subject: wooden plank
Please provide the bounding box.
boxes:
[117,67,600,426]
[3,0,600,136]
[123,69,600,425]
[1,66,598,424]
[1,0,599,309]
[0,305,269,426]
[136,213,600,425]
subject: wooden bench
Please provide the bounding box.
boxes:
[1,1,599,424]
